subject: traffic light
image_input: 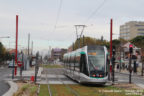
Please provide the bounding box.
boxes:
[129,44,133,54]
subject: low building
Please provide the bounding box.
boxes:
[51,48,67,61]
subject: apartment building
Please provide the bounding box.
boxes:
[120,21,144,40]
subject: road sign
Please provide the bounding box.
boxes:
[17,61,23,67]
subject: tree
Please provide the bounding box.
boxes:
[130,36,144,49]
[0,42,12,64]
[72,36,110,50]
[112,39,120,47]
[0,42,6,62]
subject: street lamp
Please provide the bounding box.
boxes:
[0,36,10,38]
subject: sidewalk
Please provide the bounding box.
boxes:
[6,67,43,81]
[116,69,144,77]
[3,67,43,96]
[115,69,144,89]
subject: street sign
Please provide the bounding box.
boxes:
[17,61,23,67]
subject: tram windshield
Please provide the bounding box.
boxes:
[88,49,105,71]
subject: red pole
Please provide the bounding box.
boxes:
[15,15,18,76]
[110,19,113,60]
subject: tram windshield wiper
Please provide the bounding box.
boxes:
[89,58,96,71]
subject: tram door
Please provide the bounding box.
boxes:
[80,54,88,79]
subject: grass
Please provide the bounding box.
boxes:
[29,86,38,96]
[13,83,38,96]
[39,84,144,96]
[43,64,63,68]
[50,84,74,96]
[39,85,50,96]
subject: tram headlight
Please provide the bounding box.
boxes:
[99,74,103,77]
[92,74,96,77]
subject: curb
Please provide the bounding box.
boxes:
[37,84,40,95]
[2,81,18,96]
[116,72,144,78]
[135,83,144,89]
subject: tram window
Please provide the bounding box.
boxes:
[66,58,68,69]
[74,56,76,71]
[70,57,73,70]
[71,56,74,70]
[67,58,69,69]
[69,57,71,69]
[75,56,80,72]
[73,56,75,71]
[70,57,72,70]
[64,57,66,68]
[88,49,105,71]
[63,59,65,67]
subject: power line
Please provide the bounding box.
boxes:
[85,0,107,23]
[53,0,63,33]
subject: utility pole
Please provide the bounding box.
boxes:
[12,55,15,79]
[141,49,144,76]
[119,43,122,72]
[75,25,86,48]
[110,19,113,60]
[20,51,23,80]
[35,51,39,83]
[72,42,74,51]
[142,57,144,76]
[83,35,85,46]
[101,35,103,42]
[28,33,30,56]
[31,41,33,56]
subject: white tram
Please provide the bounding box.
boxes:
[63,45,108,84]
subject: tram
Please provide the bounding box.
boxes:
[63,45,108,84]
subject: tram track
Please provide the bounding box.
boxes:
[44,67,52,96]
[55,70,79,96]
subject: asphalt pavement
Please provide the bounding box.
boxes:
[0,66,12,96]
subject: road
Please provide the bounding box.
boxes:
[0,66,12,96]
[42,68,144,85]
[115,72,144,88]
[40,68,77,84]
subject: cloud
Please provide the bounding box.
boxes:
[1,0,144,51]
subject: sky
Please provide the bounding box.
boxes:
[0,0,144,53]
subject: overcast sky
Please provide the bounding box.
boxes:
[0,0,144,52]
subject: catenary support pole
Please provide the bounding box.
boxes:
[15,15,18,76]
[108,19,113,81]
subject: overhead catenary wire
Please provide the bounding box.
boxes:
[50,0,107,47]
[85,0,107,24]
[52,0,63,33]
